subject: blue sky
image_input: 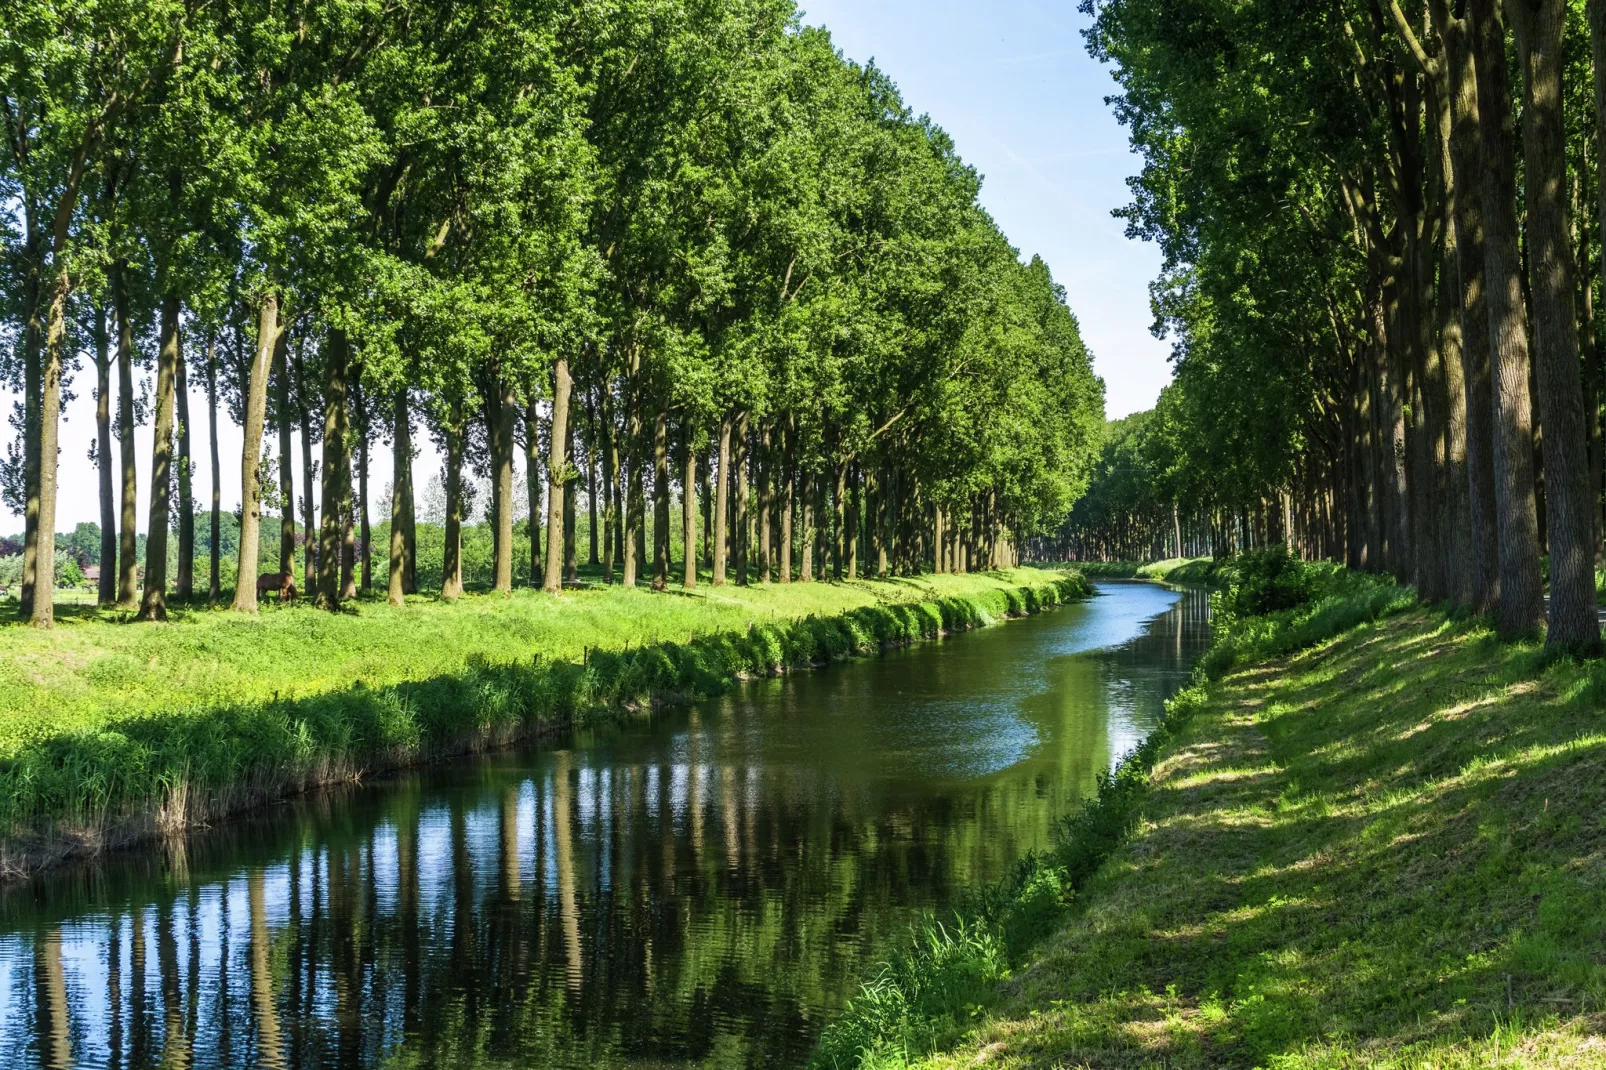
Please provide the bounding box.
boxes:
[799,0,1172,420]
[14,0,1172,534]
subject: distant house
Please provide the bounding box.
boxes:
[84,565,101,582]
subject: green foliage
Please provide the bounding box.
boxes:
[1201,564,1414,680]
[4,0,1106,621]
[1214,546,1328,619]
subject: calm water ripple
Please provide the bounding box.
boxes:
[0,581,1210,1069]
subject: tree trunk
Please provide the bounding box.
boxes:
[700,448,712,568]
[232,292,280,614]
[1508,0,1601,653]
[780,422,793,584]
[403,444,417,595]
[652,409,669,591]
[316,328,351,611]
[275,330,296,576]
[758,423,773,583]
[341,454,356,600]
[175,327,194,603]
[1443,5,1502,613]
[441,418,465,602]
[633,465,647,583]
[621,356,643,588]
[1578,149,1603,565]
[526,395,543,587]
[832,461,846,581]
[388,391,409,605]
[544,357,572,593]
[800,468,814,582]
[713,413,731,586]
[137,294,180,622]
[735,411,750,586]
[1589,0,1606,561]
[621,454,639,587]
[1469,0,1546,638]
[683,431,697,588]
[94,299,116,605]
[586,391,599,567]
[16,241,41,621]
[114,264,139,610]
[601,390,615,583]
[846,468,859,579]
[1427,63,1474,607]
[1382,279,1414,583]
[357,400,371,595]
[564,408,578,585]
[491,374,517,595]
[207,334,222,603]
[293,341,317,596]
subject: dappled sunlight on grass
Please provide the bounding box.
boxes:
[892,608,1606,1069]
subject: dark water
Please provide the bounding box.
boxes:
[0,582,1209,1069]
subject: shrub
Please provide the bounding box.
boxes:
[1216,546,1329,619]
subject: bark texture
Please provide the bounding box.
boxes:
[1509,0,1601,652]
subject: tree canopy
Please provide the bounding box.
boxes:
[2,0,1105,624]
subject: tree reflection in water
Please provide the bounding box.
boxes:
[0,583,1208,1069]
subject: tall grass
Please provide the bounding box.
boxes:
[0,571,1089,878]
[812,558,1415,1069]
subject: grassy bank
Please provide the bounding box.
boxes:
[0,568,1087,879]
[819,562,1606,1068]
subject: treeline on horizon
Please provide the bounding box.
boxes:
[1049,0,1606,654]
[1,0,1106,627]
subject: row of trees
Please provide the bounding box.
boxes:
[1,0,1104,628]
[1074,0,1606,653]
[1044,392,1317,564]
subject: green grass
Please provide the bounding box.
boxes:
[0,567,1088,877]
[819,575,1606,1068]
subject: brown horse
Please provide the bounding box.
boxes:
[257,572,298,602]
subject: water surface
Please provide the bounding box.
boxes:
[0,581,1209,1068]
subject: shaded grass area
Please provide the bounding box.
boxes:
[1039,557,1222,584]
[1062,561,1147,578]
[0,569,1086,877]
[825,586,1606,1068]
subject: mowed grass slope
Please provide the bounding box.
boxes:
[903,610,1606,1069]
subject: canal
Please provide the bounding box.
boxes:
[0,581,1210,1068]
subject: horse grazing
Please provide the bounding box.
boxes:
[257,572,298,602]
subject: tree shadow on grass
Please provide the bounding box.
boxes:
[970,609,1606,1069]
